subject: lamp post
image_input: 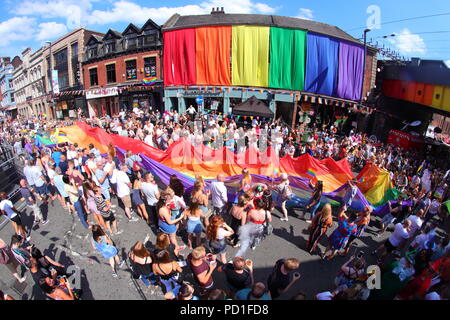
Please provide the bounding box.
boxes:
[359,29,371,108]
[45,41,54,119]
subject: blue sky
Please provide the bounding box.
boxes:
[1,0,450,66]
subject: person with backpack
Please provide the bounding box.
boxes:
[152,249,183,299]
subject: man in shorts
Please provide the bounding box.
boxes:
[19,179,47,225]
[0,192,29,241]
[116,164,138,222]
[372,219,412,263]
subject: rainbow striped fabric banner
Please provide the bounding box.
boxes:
[142,77,158,85]
[56,122,399,210]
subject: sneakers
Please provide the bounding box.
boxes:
[111,272,118,278]
[129,217,139,222]
[41,220,49,225]
[280,217,289,222]
[26,235,32,242]
[115,230,123,235]
[251,245,256,250]
[119,260,126,269]
[111,205,117,208]
[305,220,312,224]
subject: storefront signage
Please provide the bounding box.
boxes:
[86,87,119,100]
[182,90,222,97]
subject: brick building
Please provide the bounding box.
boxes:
[43,27,104,119]
[82,19,163,117]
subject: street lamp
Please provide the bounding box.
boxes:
[45,41,54,119]
[360,29,371,108]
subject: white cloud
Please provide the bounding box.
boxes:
[296,8,313,20]
[13,0,278,27]
[0,17,36,47]
[86,0,278,25]
[36,22,68,41]
[388,28,427,55]
[13,0,94,28]
[446,60,450,68]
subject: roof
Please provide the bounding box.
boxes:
[163,13,363,45]
[232,96,274,118]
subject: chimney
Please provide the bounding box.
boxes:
[211,7,225,14]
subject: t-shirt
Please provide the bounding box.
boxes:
[51,152,62,165]
[116,171,131,197]
[19,187,36,206]
[30,166,45,187]
[58,161,69,175]
[223,263,252,291]
[235,288,271,300]
[267,259,291,292]
[0,200,17,219]
[389,223,410,247]
[23,165,35,186]
[95,169,110,190]
[141,182,159,206]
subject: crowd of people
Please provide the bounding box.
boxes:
[0,106,449,300]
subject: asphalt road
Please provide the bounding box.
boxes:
[1,192,448,300]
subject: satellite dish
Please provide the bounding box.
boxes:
[305,116,311,124]
[369,135,378,142]
[410,121,421,127]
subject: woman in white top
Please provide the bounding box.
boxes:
[274,173,292,222]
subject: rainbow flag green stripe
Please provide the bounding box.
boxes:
[306,169,317,177]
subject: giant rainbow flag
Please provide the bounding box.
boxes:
[55,122,398,214]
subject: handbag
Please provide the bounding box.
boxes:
[0,246,11,264]
[263,210,273,237]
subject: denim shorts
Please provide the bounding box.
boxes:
[35,184,48,195]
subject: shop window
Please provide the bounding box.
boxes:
[89,68,98,86]
[106,64,116,83]
[126,60,137,80]
[144,57,157,77]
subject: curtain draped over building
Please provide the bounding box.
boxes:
[336,41,364,101]
[304,33,339,97]
[163,28,196,86]
[195,26,232,86]
[232,26,270,87]
[269,27,307,91]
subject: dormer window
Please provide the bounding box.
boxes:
[88,46,97,58]
[124,35,137,50]
[104,41,116,54]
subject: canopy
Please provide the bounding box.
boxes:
[232,96,274,118]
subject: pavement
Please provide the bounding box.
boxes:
[1,190,449,300]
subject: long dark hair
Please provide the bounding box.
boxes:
[92,225,106,242]
[38,277,55,294]
[169,175,184,197]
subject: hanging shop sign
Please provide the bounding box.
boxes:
[86,87,119,100]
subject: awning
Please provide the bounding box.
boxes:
[232,95,274,118]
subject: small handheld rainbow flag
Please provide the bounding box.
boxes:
[58,131,67,137]
[358,177,366,183]
[273,168,279,176]
[142,77,157,85]
[306,168,317,178]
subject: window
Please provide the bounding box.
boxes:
[125,60,137,80]
[106,64,116,83]
[88,47,97,58]
[10,93,15,103]
[144,57,157,77]
[8,79,13,89]
[104,42,115,54]
[54,48,69,89]
[124,36,137,49]
[143,35,155,46]
[71,42,78,58]
[89,68,98,86]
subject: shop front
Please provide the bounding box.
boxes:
[118,83,164,113]
[86,87,120,118]
[54,95,87,119]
